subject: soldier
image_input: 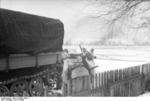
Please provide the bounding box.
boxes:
[80,47,98,85]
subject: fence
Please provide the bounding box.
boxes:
[66,63,150,96]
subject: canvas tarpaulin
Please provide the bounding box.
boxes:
[0,9,64,56]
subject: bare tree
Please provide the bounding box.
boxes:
[88,0,150,25]
[86,0,150,45]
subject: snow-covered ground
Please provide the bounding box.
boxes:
[64,46,150,73]
[139,92,150,97]
[94,47,150,72]
[65,46,150,77]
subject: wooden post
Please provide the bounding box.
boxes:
[88,76,91,96]
[99,73,101,88]
[95,74,97,89]
[68,67,72,96]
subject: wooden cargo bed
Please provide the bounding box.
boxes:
[0,52,62,71]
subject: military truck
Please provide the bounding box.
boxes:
[0,8,64,96]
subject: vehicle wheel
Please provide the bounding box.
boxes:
[0,85,10,96]
[29,77,44,96]
[10,80,28,96]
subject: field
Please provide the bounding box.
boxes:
[64,45,150,73]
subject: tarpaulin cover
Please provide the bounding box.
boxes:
[0,9,64,56]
